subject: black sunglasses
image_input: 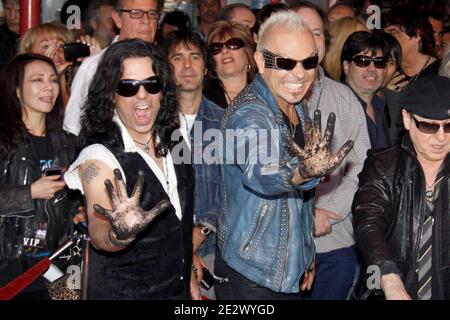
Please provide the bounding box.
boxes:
[262,49,319,71]
[411,115,450,134]
[351,55,388,69]
[209,38,245,56]
[116,76,162,97]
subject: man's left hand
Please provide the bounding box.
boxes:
[300,263,315,291]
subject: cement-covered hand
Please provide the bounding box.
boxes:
[289,110,354,180]
[94,169,171,244]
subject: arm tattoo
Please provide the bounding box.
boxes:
[82,163,101,184]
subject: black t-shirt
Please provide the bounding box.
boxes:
[29,134,55,172]
[281,111,305,149]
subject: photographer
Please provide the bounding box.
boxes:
[19,23,101,106]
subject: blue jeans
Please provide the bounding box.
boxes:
[304,246,360,300]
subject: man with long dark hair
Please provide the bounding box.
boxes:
[64,39,198,299]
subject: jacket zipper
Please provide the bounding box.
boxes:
[280,199,290,290]
[405,176,426,289]
[243,204,268,253]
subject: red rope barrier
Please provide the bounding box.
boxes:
[0,257,51,300]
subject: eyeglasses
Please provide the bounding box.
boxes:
[209,38,245,56]
[119,9,160,20]
[351,55,388,69]
[116,76,163,97]
[411,115,450,134]
[262,49,319,71]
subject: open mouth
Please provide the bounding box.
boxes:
[135,103,152,125]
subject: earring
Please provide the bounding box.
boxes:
[246,64,251,72]
[209,70,218,79]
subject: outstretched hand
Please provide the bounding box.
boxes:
[93,169,171,244]
[289,110,354,180]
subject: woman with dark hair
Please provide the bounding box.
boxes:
[64,39,198,300]
[204,20,256,108]
[0,54,81,299]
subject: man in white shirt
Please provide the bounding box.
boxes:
[64,0,160,135]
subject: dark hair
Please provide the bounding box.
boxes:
[160,10,192,31]
[253,2,288,36]
[163,29,210,71]
[376,31,402,70]
[289,1,331,50]
[0,54,64,155]
[340,31,390,80]
[384,6,435,56]
[78,39,179,157]
[217,3,252,22]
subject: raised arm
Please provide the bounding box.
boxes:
[79,160,169,252]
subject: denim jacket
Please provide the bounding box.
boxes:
[189,97,224,257]
[218,74,318,293]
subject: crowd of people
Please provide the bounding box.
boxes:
[0,0,449,301]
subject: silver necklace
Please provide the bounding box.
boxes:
[425,176,444,200]
[132,135,152,153]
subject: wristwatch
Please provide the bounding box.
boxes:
[200,226,212,237]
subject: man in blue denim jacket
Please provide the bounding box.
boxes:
[214,11,354,299]
[164,30,224,299]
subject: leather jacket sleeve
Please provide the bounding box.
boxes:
[352,153,400,272]
[0,185,34,217]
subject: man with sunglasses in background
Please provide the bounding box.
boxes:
[64,0,161,136]
[341,31,392,150]
[291,1,371,300]
[214,11,354,299]
[353,75,450,300]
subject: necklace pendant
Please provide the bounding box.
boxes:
[426,189,433,199]
[144,144,150,153]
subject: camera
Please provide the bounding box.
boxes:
[200,267,215,290]
[63,43,90,61]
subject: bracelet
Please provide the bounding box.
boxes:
[108,229,135,247]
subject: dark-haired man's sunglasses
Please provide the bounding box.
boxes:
[209,38,245,56]
[351,55,388,69]
[262,49,319,71]
[411,115,450,134]
[116,76,162,97]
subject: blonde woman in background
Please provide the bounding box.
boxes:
[204,21,257,108]
[323,16,367,81]
[19,23,100,106]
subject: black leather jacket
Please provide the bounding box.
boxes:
[0,129,81,271]
[352,135,450,299]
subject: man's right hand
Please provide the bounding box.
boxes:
[314,208,340,237]
[93,169,171,245]
[289,110,353,184]
[381,274,412,300]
